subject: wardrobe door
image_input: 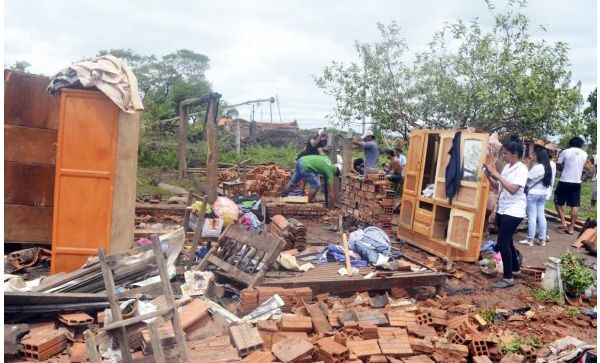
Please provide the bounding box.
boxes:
[452,133,489,210]
[446,208,475,251]
[403,130,425,196]
[399,195,417,229]
[51,90,119,273]
[432,131,456,203]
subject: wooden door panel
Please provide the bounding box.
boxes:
[433,132,455,203]
[51,90,119,274]
[60,96,119,171]
[446,209,474,251]
[403,131,425,196]
[399,195,416,229]
[5,162,55,206]
[452,133,489,210]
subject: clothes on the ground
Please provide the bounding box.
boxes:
[348,227,392,265]
[526,193,547,241]
[547,160,557,201]
[526,164,550,195]
[300,155,337,183]
[557,147,588,183]
[495,213,523,279]
[296,137,327,160]
[445,131,463,199]
[360,141,380,169]
[497,161,528,218]
[554,181,582,207]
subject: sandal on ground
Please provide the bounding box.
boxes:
[492,278,515,288]
[565,229,575,235]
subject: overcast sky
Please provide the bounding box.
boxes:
[4,0,597,129]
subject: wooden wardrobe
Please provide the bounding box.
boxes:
[4,70,140,273]
[50,89,140,273]
[397,129,491,262]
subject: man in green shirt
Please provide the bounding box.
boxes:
[284,154,341,206]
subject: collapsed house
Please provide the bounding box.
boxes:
[4,68,596,362]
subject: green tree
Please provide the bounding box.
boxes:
[583,88,597,152]
[314,22,417,138]
[315,0,581,140]
[10,60,31,72]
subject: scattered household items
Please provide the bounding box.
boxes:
[5,247,52,273]
[197,224,286,288]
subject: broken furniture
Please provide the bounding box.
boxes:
[85,235,189,362]
[398,129,491,262]
[262,254,446,296]
[197,224,286,288]
[4,70,141,273]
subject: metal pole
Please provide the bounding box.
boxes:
[270,101,273,123]
[276,94,283,122]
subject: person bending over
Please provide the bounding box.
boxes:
[284,154,341,207]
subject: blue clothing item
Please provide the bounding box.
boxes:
[526,193,548,241]
[348,227,391,265]
[325,243,368,267]
[362,141,380,169]
[480,240,496,253]
[290,159,321,190]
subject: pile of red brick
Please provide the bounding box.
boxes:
[270,215,308,251]
[245,165,291,197]
[340,174,396,236]
[238,290,534,363]
[265,200,328,218]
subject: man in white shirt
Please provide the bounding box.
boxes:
[554,136,588,234]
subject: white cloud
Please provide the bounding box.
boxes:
[4,0,596,129]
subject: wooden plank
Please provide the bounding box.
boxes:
[4,204,53,243]
[206,96,220,203]
[150,235,190,362]
[4,291,108,305]
[4,124,57,165]
[110,111,140,254]
[148,321,167,363]
[4,70,60,130]
[98,248,133,362]
[5,162,55,206]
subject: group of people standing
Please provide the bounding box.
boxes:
[484,135,590,289]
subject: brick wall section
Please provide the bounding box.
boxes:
[340,174,395,236]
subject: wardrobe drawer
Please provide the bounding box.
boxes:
[414,211,433,224]
[413,221,431,236]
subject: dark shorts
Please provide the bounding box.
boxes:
[554,181,581,207]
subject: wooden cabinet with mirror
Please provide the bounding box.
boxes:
[397,129,490,262]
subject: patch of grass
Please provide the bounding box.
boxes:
[565,306,582,318]
[499,335,541,354]
[478,308,496,324]
[530,288,564,306]
[545,180,596,220]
